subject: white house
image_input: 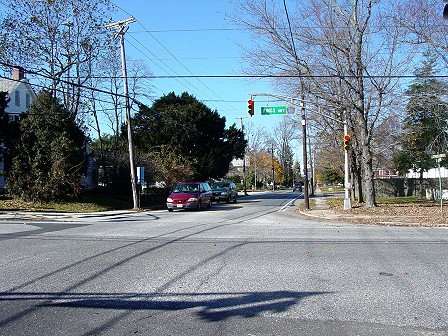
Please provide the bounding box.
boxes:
[0,67,37,189]
[0,67,36,120]
[406,167,448,179]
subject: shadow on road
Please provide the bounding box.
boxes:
[1,290,329,322]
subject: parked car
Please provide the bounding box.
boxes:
[166,182,212,212]
[211,182,238,203]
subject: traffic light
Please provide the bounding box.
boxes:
[248,99,254,117]
[343,134,351,151]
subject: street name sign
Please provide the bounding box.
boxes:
[261,105,296,115]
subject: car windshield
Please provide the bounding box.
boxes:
[172,184,200,193]
[212,183,229,189]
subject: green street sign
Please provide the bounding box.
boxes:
[261,105,296,115]
[261,106,286,115]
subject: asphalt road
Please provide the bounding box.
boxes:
[0,191,447,335]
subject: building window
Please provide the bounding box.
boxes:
[26,93,30,108]
[15,91,20,107]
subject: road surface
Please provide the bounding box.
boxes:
[0,191,447,335]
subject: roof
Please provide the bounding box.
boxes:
[0,78,21,94]
[0,78,37,114]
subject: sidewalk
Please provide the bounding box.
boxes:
[299,188,448,227]
[0,209,138,221]
[297,189,341,220]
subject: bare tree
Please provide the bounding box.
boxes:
[0,0,116,119]
[272,116,300,186]
[396,0,448,66]
[231,0,410,207]
[86,45,154,188]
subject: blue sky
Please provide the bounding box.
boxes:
[110,0,285,134]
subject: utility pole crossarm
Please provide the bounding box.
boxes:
[105,17,136,29]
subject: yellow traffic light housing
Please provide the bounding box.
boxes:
[248,99,254,117]
[343,134,351,151]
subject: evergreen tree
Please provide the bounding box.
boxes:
[8,91,87,201]
[0,92,10,161]
[133,92,246,182]
[394,54,448,178]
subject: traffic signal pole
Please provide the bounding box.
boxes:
[343,111,352,210]
[301,102,310,209]
[237,116,248,196]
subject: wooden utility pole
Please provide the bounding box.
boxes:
[106,18,139,209]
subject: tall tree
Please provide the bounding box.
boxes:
[133,92,246,182]
[0,92,21,183]
[394,54,448,195]
[232,0,409,207]
[397,0,448,66]
[0,0,116,119]
[273,117,299,187]
[0,92,9,161]
[8,91,87,202]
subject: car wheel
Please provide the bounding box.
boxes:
[168,208,173,212]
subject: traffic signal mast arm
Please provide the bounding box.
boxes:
[249,92,351,210]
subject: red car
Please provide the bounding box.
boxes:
[166,182,212,212]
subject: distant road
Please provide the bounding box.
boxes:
[0,190,447,335]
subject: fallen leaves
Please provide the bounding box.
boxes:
[325,198,448,226]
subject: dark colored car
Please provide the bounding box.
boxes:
[211,182,238,203]
[166,182,212,212]
[293,182,303,192]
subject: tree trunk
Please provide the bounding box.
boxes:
[419,169,425,199]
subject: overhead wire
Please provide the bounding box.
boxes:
[110,1,241,115]
[124,35,216,102]
[0,73,126,112]
[0,63,202,134]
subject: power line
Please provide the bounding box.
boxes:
[0,73,127,109]
[0,63,203,134]
[84,74,448,79]
[110,1,237,114]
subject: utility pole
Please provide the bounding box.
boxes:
[106,18,139,209]
[237,117,248,195]
[343,109,352,210]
